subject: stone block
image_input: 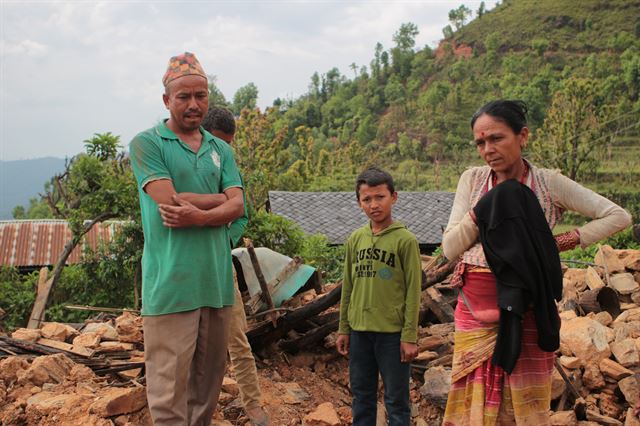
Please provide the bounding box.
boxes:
[596,245,626,274]
[16,353,75,387]
[586,266,605,291]
[72,332,101,349]
[115,312,143,344]
[565,268,587,292]
[583,362,606,390]
[611,339,640,367]
[303,402,340,426]
[560,317,612,363]
[40,322,79,342]
[611,273,640,295]
[281,382,310,404]
[89,387,147,418]
[415,350,438,362]
[550,410,577,425]
[11,328,41,342]
[83,323,119,341]
[417,335,446,351]
[617,249,640,272]
[0,357,29,386]
[221,377,239,396]
[624,407,640,426]
[420,366,451,407]
[614,307,640,324]
[599,358,634,380]
[618,375,640,406]
[595,311,613,327]
[560,356,581,369]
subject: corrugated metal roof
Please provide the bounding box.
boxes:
[268,191,454,246]
[0,220,123,268]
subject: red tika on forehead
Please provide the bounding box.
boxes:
[162,52,207,87]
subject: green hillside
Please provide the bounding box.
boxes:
[220,0,640,219]
[457,0,640,52]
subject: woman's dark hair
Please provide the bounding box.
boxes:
[355,166,395,199]
[470,100,528,134]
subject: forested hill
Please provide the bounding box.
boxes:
[225,0,640,213]
[11,0,640,222]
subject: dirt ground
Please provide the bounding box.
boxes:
[219,348,444,425]
[0,346,443,426]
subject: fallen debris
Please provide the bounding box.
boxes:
[1,245,639,425]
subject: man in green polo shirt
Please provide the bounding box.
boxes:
[129,52,244,426]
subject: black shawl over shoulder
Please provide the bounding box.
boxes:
[472,179,563,374]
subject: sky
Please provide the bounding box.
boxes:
[0,0,494,161]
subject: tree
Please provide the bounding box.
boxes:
[234,108,289,209]
[29,134,139,326]
[391,23,419,80]
[232,82,259,115]
[442,25,454,39]
[530,78,618,180]
[531,38,550,57]
[208,75,229,107]
[84,132,120,161]
[448,5,472,31]
[477,1,486,19]
[392,23,418,51]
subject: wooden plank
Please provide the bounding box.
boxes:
[37,338,95,357]
[27,267,51,329]
[423,287,455,323]
[244,238,275,312]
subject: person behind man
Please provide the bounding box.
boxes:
[336,167,421,426]
[129,52,244,426]
[200,106,269,426]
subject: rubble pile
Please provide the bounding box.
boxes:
[1,245,639,425]
[0,312,149,425]
[414,245,640,426]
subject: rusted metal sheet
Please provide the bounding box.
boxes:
[0,220,122,268]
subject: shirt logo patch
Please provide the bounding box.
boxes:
[378,267,393,280]
[211,151,221,168]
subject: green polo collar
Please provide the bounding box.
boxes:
[154,120,214,144]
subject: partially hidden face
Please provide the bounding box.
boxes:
[357,184,397,225]
[163,74,209,132]
[472,113,528,174]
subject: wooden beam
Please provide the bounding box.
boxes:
[27,267,51,329]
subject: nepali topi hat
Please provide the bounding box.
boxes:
[162,52,207,87]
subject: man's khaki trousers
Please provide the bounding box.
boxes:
[228,270,262,410]
[143,306,232,426]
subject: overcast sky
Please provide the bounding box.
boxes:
[0,0,493,161]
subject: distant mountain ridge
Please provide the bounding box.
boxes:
[0,157,66,219]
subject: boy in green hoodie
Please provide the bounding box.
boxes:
[336,167,421,426]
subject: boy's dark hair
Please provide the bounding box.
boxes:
[202,106,236,135]
[355,167,395,199]
[470,100,528,134]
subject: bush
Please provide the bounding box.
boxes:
[0,267,37,331]
[243,209,305,256]
[243,209,345,282]
[300,234,345,282]
[560,227,640,263]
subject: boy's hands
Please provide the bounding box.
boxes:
[400,342,418,363]
[336,334,350,356]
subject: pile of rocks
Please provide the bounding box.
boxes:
[0,309,149,425]
[415,245,640,425]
